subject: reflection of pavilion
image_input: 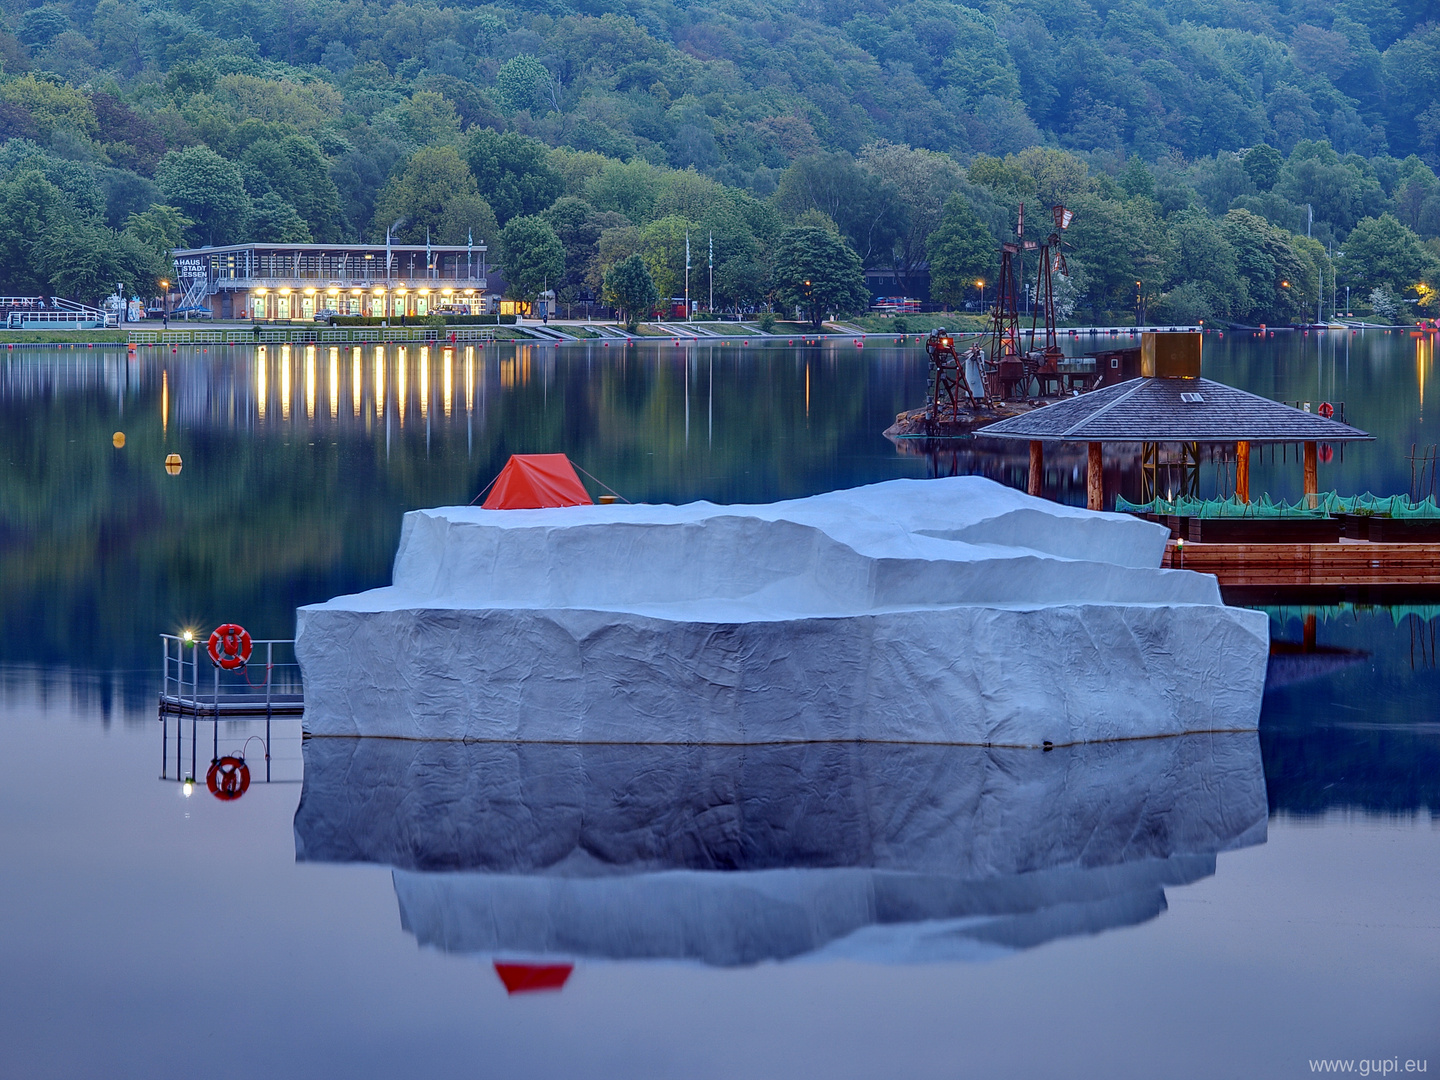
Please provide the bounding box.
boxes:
[295,736,1266,969]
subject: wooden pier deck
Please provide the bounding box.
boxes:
[1164,539,1440,587]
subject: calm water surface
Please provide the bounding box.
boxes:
[0,331,1436,1078]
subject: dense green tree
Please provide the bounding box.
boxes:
[465,129,563,224]
[247,192,312,243]
[1222,209,1311,323]
[1160,209,1244,320]
[0,169,66,295]
[772,152,907,267]
[498,214,564,304]
[494,54,556,114]
[603,253,657,329]
[638,215,692,303]
[541,196,603,303]
[371,145,497,245]
[1243,145,1284,192]
[927,193,996,310]
[32,216,161,304]
[154,146,250,247]
[1275,141,1386,237]
[239,135,343,242]
[1341,213,1440,297]
[770,224,869,329]
[859,141,964,293]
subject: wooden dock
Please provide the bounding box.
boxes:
[1164,539,1440,587]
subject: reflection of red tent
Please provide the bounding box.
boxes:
[481,454,593,510]
[493,962,574,995]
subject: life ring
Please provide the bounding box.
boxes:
[1318,401,1334,419]
[207,624,252,669]
[206,756,250,800]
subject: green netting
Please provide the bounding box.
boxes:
[1110,490,1430,519]
[1391,495,1440,519]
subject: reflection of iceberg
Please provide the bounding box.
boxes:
[295,735,1267,965]
[294,477,1269,744]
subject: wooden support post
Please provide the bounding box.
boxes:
[1236,440,1251,504]
[1304,441,1319,509]
[1087,442,1104,511]
[1028,440,1043,497]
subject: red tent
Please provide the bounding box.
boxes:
[481,454,593,510]
[493,962,574,995]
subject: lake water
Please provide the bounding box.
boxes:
[1,331,1436,1078]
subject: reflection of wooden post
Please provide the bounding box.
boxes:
[1028,440,1043,497]
[1087,442,1104,510]
[1304,441,1319,508]
[1236,441,1251,503]
[1303,613,1316,651]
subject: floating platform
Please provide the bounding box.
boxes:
[158,691,304,716]
[1164,540,1440,587]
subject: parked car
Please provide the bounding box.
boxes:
[314,309,340,323]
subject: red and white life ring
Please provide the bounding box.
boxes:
[207,624,252,670]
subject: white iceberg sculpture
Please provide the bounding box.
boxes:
[294,477,1268,744]
[294,735,1268,965]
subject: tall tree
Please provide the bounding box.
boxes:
[772,153,907,268]
[154,146,250,247]
[371,146,497,245]
[603,253,657,329]
[465,130,563,224]
[499,215,564,305]
[927,193,996,310]
[770,224,869,329]
[1342,213,1440,297]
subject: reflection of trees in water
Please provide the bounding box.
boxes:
[1259,606,1440,819]
[0,344,925,688]
[1408,613,1438,670]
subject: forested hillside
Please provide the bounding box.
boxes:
[1,0,1438,321]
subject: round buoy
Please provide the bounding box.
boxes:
[164,453,182,475]
[112,432,125,448]
[1318,401,1334,419]
[207,624,252,670]
[206,756,250,801]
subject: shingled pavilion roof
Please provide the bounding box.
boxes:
[977,377,1371,444]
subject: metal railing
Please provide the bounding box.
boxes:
[131,326,503,346]
[159,634,303,717]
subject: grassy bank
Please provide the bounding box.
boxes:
[0,330,131,344]
[849,313,989,334]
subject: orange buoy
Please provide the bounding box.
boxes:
[164,453,182,475]
[112,432,125,448]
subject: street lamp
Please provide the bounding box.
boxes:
[976,278,985,312]
[159,279,169,325]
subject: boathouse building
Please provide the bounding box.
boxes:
[170,242,506,321]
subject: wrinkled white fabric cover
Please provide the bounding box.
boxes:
[295,476,1269,743]
[294,734,1267,965]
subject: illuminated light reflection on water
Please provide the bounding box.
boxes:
[0,332,1435,1077]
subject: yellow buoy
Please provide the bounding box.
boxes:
[164,453,183,476]
[111,432,125,448]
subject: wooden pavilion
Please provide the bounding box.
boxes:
[977,333,1371,510]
